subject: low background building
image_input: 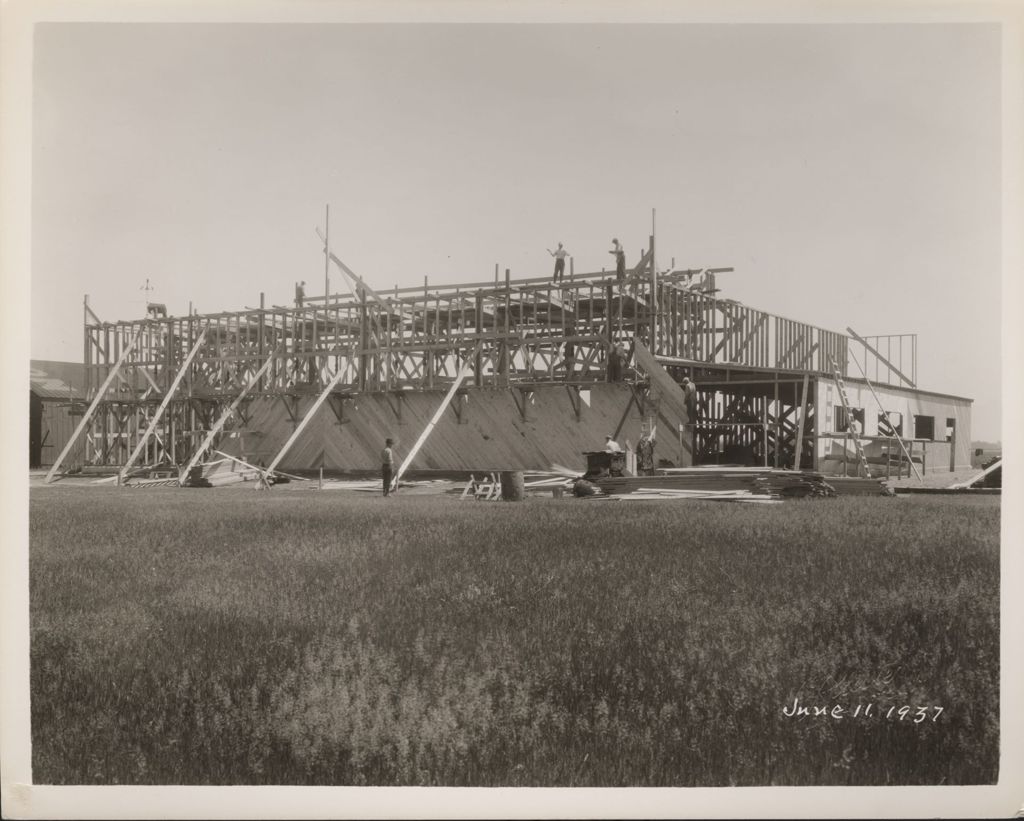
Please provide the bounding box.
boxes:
[30,361,86,469]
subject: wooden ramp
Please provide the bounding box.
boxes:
[632,340,694,466]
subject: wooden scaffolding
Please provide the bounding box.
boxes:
[64,233,919,476]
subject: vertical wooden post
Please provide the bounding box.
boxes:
[503,268,511,383]
[358,286,368,391]
[258,292,266,391]
[650,208,657,354]
[384,294,392,390]
[773,375,781,469]
[83,295,91,395]
[474,292,483,387]
[762,400,768,467]
[616,271,623,338]
[605,283,614,382]
[793,374,809,470]
[324,204,330,299]
[424,276,433,389]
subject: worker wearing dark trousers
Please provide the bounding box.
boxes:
[548,243,570,283]
[607,341,626,382]
[563,339,575,379]
[607,343,621,382]
[609,238,625,283]
[681,377,698,421]
[381,437,395,496]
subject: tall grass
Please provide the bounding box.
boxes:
[29,489,999,785]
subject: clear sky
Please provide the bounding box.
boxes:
[29,21,1002,439]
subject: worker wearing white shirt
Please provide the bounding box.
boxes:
[547,243,570,282]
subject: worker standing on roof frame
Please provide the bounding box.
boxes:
[609,238,626,284]
[547,242,570,283]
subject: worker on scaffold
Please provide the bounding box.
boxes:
[607,340,627,382]
[547,242,570,283]
[562,338,575,379]
[609,238,626,285]
[681,376,698,423]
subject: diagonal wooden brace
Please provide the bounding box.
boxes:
[258,346,356,487]
[177,345,282,484]
[119,325,210,484]
[45,328,142,483]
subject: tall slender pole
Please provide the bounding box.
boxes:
[324,204,330,299]
[651,208,658,353]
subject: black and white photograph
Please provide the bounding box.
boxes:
[2,1,1021,818]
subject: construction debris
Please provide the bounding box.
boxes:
[180,454,298,488]
[948,457,1002,490]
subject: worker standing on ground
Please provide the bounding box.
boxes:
[547,243,570,283]
[609,238,626,284]
[604,434,623,453]
[381,437,396,497]
[681,376,698,422]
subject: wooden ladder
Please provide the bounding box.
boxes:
[830,356,872,478]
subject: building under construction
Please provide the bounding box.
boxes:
[47,231,973,483]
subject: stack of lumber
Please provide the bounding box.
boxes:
[320,479,386,492]
[125,477,181,489]
[586,488,781,504]
[322,478,454,494]
[591,467,888,500]
[825,476,893,496]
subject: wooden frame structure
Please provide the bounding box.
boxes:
[70,236,924,476]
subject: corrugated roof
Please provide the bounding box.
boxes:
[30,360,86,400]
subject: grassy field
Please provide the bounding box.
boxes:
[29,486,999,786]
